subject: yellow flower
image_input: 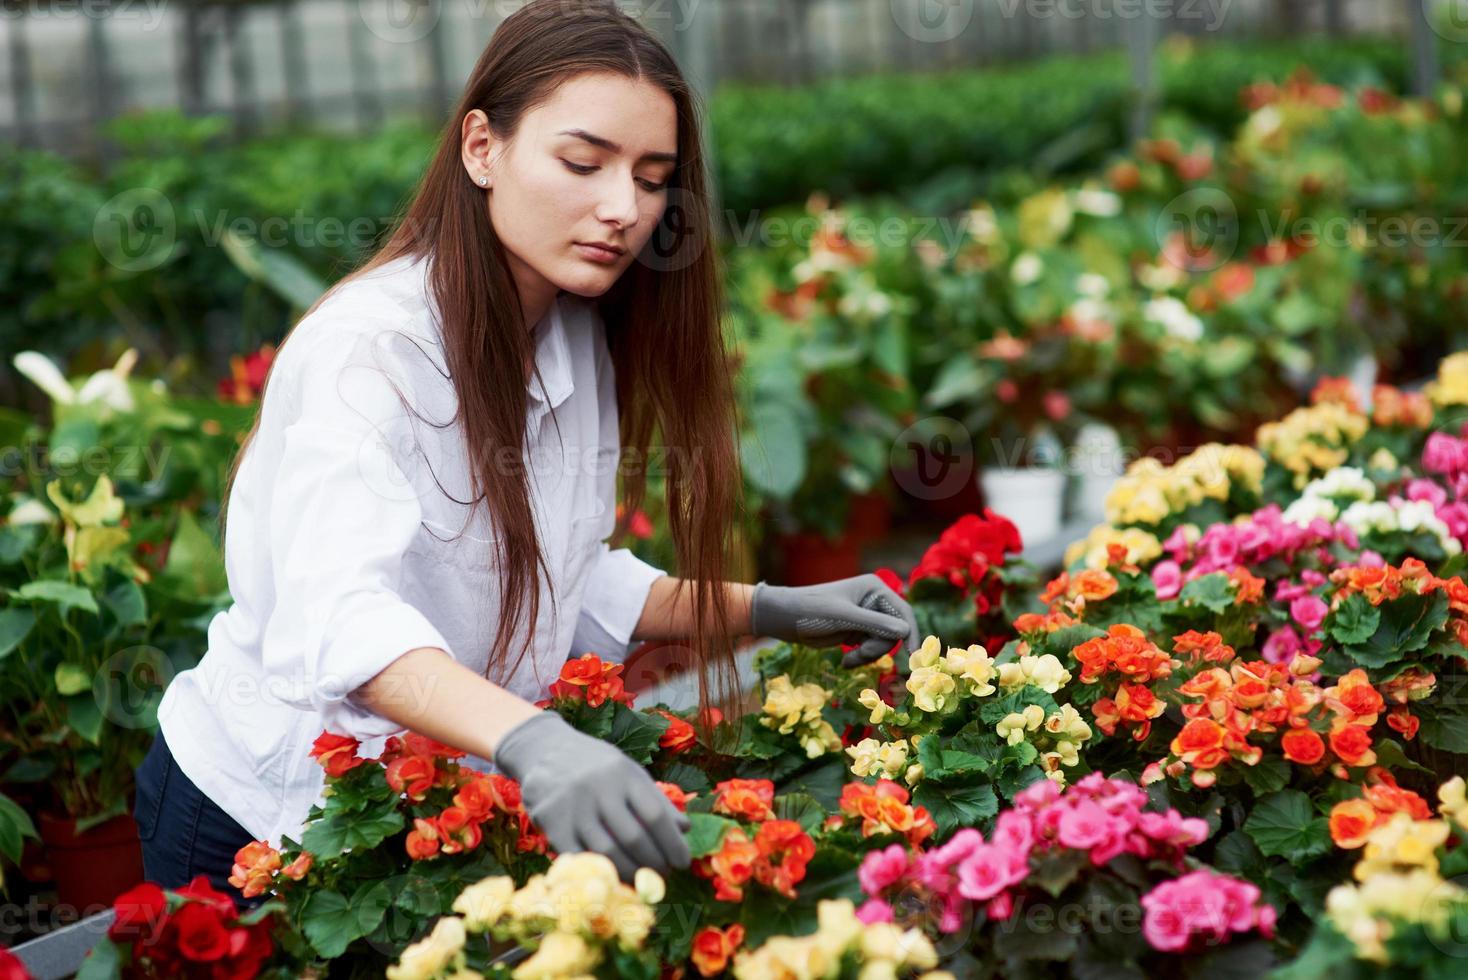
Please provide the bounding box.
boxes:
[908,635,942,670]
[388,916,467,980]
[906,667,957,714]
[1257,403,1368,485]
[1063,525,1163,571]
[1018,654,1071,694]
[453,876,515,931]
[633,868,665,906]
[1439,776,1468,831]
[1428,351,1468,406]
[858,688,893,724]
[1356,813,1451,880]
[513,931,600,980]
[942,644,996,697]
[46,476,124,528]
[846,738,884,778]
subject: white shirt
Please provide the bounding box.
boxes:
[156,253,667,848]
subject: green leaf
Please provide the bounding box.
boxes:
[740,401,807,499]
[0,607,36,659]
[912,782,998,838]
[686,812,739,858]
[55,662,92,696]
[1239,756,1290,796]
[301,889,358,959]
[300,799,404,860]
[0,792,38,864]
[772,792,826,835]
[608,703,668,765]
[1328,593,1379,645]
[1029,849,1088,898]
[1346,591,1449,669]
[15,580,99,616]
[102,579,148,630]
[75,934,123,980]
[1179,573,1234,614]
[1244,790,1331,860]
[1419,711,1468,754]
[67,696,106,744]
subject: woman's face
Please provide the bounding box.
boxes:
[466,71,678,324]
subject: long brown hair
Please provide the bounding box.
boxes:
[222,0,746,736]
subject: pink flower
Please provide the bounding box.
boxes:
[1152,561,1183,600]
[955,843,1016,901]
[855,898,894,924]
[1261,627,1301,665]
[1289,594,1328,633]
[991,810,1034,854]
[1141,869,1275,953]
[1424,432,1468,478]
[859,844,911,895]
[1056,800,1111,851]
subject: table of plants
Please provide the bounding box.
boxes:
[30,353,1462,979]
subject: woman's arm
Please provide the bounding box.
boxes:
[354,647,543,759]
[631,577,755,641]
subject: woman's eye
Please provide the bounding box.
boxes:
[638,179,668,192]
[562,159,665,192]
[561,159,598,175]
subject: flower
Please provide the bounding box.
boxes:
[691,924,745,977]
[13,348,138,412]
[309,731,366,778]
[547,653,635,707]
[1141,869,1275,952]
[453,876,516,930]
[713,778,775,822]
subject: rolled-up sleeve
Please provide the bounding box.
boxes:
[260,325,452,740]
[572,545,666,663]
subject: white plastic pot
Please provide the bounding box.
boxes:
[982,467,1067,548]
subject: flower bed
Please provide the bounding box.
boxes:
[63,354,1468,978]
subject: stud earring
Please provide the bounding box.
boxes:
[478,176,488,186]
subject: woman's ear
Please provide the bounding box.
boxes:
[461,109,495,189]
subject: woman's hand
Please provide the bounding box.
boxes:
[492,710,691,882]
[749,573,921,668]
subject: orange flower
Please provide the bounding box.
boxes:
[1387,706,1420,741]
[838,780,936,847]
[713,779,775,822]
[436,806,483,855]
[1171,718,1230,775]
[657,782,697,812]
[406,818,441,860]
[1073,624,1176,685]
[1324,669,1384,726]
[548,653,635,707]
[309,732,365,778]
[752,820,815,899]
[1329,799,1380,849]
[386,755,437,802]
[691,924,745,977]
[453,775,498,822]
[228,841,281,898]
[1093,683,1164,740]
[657,711,697,753]
[694,827,760,902]
[1073,569,1119,602]
[1172,630,1235,664]
[1228,566,1266,604]
[1280,728,1325,765]
[281,852,313,881]
[1328,725,1377,768]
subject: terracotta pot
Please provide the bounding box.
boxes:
[845,491,891,542]
[38,811,144,912]
[777,531,861,586]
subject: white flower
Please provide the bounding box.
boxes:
[6,497,55,525]
[13,348,138,412]
[1072,188,1122,217]
[1282,495,1339,526]
[1075,272,1111,298]
[1247,105,1283,139]
[387,916,466,980]
[1011,252,1044,286]
[1144,296,1204,342]
[1303,466,1375,503]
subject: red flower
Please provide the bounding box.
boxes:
[908,511,1023,591]
[308,732,365,778]
[0,949,29,980]
[712,779,775,822]
[108,881,168,944]
[657,711,697,753]
[751,820,815,899]
[385,755,437,802]
[1281,728,1325,765]
[548,654,635,707]
[172,902,231,962]
[690,923,744,977]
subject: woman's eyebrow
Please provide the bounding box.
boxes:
[557,128,677,164]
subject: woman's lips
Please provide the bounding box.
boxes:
[575,242,623,264]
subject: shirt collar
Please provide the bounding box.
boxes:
[527,294,573,414]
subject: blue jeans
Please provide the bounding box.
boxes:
[133,731,265,910]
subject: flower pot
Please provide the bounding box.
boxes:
[845,491,891,542]
[980,468,1066,548]
[777,531,861,586]
[37,811,145,912]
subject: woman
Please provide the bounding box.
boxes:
[135,0,919,900]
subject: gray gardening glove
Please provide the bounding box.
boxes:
[750,573,921,668]
[493,710,691,883]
